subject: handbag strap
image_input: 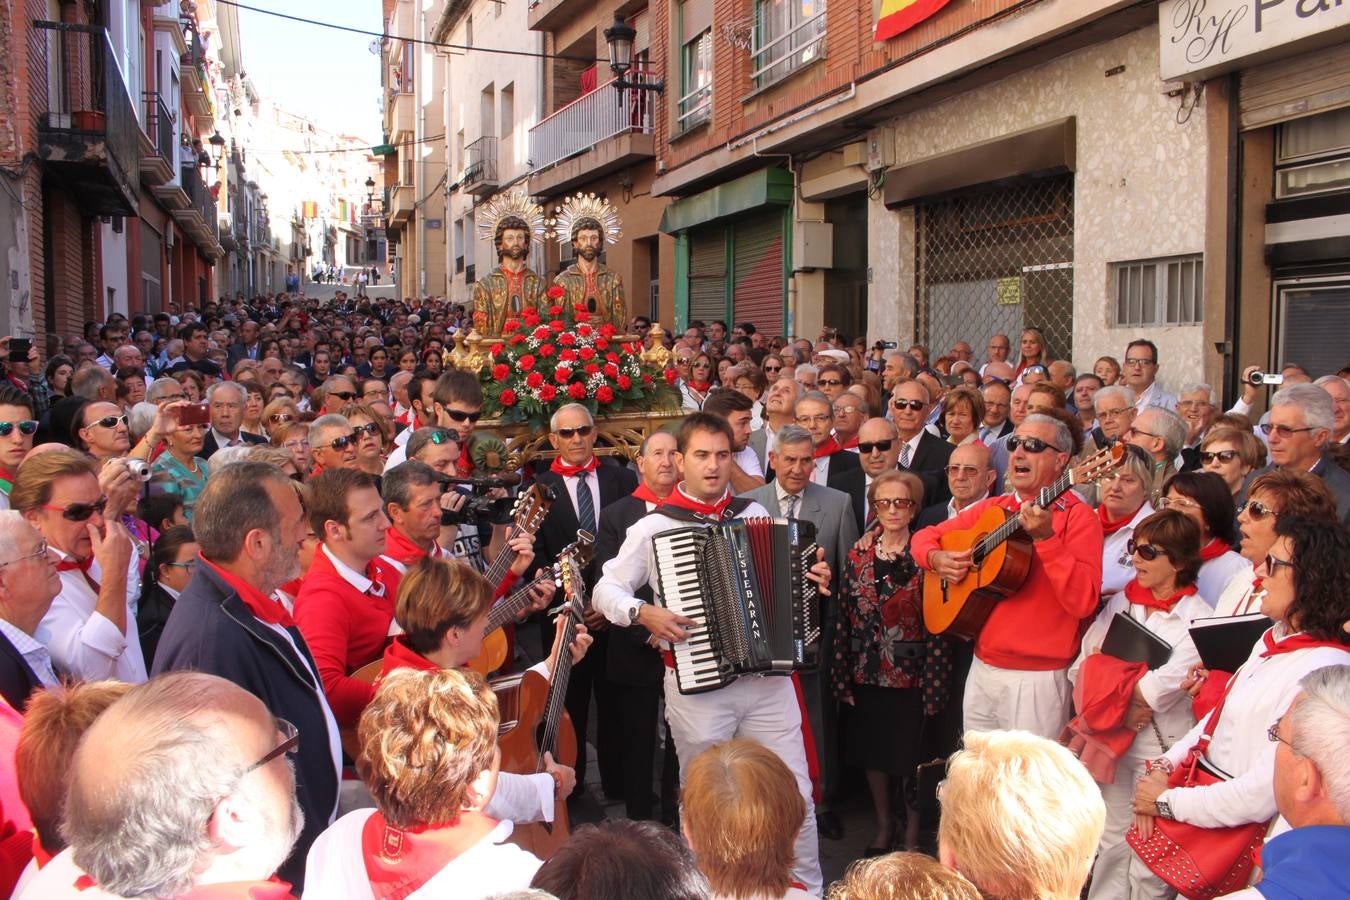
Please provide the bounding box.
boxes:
[1196,667,1240,754]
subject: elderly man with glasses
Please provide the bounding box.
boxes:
[308,415,361,474]
[201,381,267,460]
[1257,383,1350,526]
[0,510,61,709]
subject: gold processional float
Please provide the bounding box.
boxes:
[444,187,683,471]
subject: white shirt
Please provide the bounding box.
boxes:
[1212,563,1262,618]
[39,547,147,683]
[209,426,242,450]
[593,492,770,627]
[0,618,58,688]
[734,445,764,480]
[897,430,925,469]
[383,441,409,472]
[561,463,602,530]
[1069,589,1210,744]
[1196,550,1251,611]
[1136,381,1178,412]
[1101,503,1155,599]
[321,545,399,634]
[303,809,542,900]
[1160,624,1350,828]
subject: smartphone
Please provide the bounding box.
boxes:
[1248,372,1284,387]
[177,402,211,426]
[7,339,31,363]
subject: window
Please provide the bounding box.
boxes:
[753,0,826,88]
[680,31,712,131]
[1276,106,1350,199]
[1111,254,1203,326]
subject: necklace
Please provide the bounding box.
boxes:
[875,532,910,561]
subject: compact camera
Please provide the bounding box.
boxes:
[1247,371,1284,387]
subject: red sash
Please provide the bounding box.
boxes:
[200,555,296,628]
[662,484,732,518]
[360,811,480,900]
[549,456,599,478]
[1098,504,1137,537]
[379,636,441,682]
[631,483,666,506]
[838,435,859,450]
[55,556,100,593]
[1199,539,1232,563]
[1124,579,1197,614]
[383,527,431,568]
[1260,629,1347,658]
[812,436,842,459]
[686,381,712,392]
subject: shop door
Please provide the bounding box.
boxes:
[732,214,784,337]
[688,227,727,324]
[1273,276,1350,378]
[915,175,1074,362]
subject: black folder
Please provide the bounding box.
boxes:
[1188,614,1271,673]
[1101,612,1173,669]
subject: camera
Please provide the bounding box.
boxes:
[113,457,153,482]
[435,473,516,526]
[1247,371,1284,387]
[873,340,898,351]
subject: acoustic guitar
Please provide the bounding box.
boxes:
[496,544,587,859]
[467,531,596,676]
[921,443,1124,640]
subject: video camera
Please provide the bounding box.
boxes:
[434,471,522,526]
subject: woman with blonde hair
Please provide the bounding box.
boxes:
[261,396,301,439]
[270,420,314,479]
[342,402,393,476]
[681,739,811,900]
[828,853,979,900]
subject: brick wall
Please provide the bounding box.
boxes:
[653,0,1037,179]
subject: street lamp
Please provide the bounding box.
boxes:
[208,130,225,165]
[604,16,663,93]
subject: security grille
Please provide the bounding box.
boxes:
[915,175,1075,363]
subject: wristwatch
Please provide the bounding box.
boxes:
[1155,798,1174,820]
[628,601,646,625]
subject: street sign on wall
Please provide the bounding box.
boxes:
[1160,0,1350,81]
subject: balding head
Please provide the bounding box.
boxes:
[982,361,1015,384]
[857,417,901,478]
[948,442,996,509]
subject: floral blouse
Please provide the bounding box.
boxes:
[151,453,209,522]
[831,538,952,715]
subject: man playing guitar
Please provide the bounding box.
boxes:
[912,414,1103,740]
[592,413,833,896]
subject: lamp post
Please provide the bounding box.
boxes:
[603,16,663,93]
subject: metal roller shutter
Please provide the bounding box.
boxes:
[1240,42,1350,131]
[688,227,727,324]
[732,214,784,336]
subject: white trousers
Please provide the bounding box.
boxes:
[963,657,1072,741]
[664,670,822,896]
[1087,734,1174,900]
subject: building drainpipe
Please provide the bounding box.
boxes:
[1222,72,1242,405]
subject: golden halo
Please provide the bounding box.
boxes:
[549,192,622,246]
[476,187,548,243]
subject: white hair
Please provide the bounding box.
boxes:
[1290,665,1350,822]
[1136,407,1189,456]
[205,380,245,404]
[1314,375,1349,391]
[206,446,253,471]
[1022,414,1072,455]
[548,403,594,432]
[795,364,818,378]
[0,510,28,567]
[1178,382,1218,405]
[1094,385,1136,410]
[1271,383,1335,433]
[128,402,158,441]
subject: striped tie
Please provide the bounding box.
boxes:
[576,471,597,535]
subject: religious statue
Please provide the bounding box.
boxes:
[549,193,627,332]
[472,188,547,337]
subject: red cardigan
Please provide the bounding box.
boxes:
[911,490,1103,671]
[293,548,398,728]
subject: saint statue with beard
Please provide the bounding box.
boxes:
[550,195,627,332]
[471,214,545,336]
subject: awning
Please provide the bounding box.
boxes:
[659,167,793,234]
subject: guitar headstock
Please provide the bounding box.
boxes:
[1070,442,1126,486]
[510,482,556,535]
[559,548,588,616]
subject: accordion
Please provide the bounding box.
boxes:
[652,517,821,695]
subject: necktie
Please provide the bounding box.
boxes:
[575,471,597,535]
[900,442,912,469]
[785,494,799,520]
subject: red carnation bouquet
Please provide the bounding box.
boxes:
[480,285,679,426]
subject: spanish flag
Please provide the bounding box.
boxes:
[302,201,318,219]
[874,0,951,42]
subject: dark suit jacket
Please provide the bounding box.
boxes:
[914,501,951,532]
[199,429,268,460]
[826,462,867,536]
[0,631,42,712]
[905,431,955,505]
[596,494,663,687]
[531,461,638,587]
[152,564,339,890]
[226,342,261,370]
[1312,453,1350,526]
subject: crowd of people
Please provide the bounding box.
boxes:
[0,290,1344,899]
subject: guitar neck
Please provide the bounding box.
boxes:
[975,470,1075,563]
[486,569,551,632]
[482,523,522,587]
[536,609,579,771]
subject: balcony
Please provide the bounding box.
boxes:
[139,91,175,186]
[34,21,138,216]
[181,29,213,119]
[387,91,415,144]
[387,182,415,229]
[464,136,499,196]
[172,165,221,257]
[527,75,656,198]
[528,0,588,33]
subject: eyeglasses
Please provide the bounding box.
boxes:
[329,391,357,402]
[834,406,860,416]
[43,497,109,522]
[818,378,844,387]
[1200,449,1240,464]
[1259,423,1318,438]
[268,413,296,425]
[164,558,198,572]
[283,439,311,451]
[1007,436,1063,454]
[1177,400,1213,410]
[1266,716,1298,753]
[675,358,693,365]
[1124,357,1156,367]
[556,425,594,439]
[245,718,300,774]
[764,364,782,373]
[1238,499,1279,521]
[1097,407,1132,418]
[874,497,916,511]
[1126,426,1159,440]
[0,420,38,438]
[1127,539,1168,561]
[796,414,833,425]
[324,434,356,450]
[440,407,483,424]
[1263,553,1295,577]
[858,440,894,454]
[1158,495,1200,511]
[87,415,129,430]
[945,464,983,477]
[352,422,382,438]
[891,399,925,412]
[0,540,48,568]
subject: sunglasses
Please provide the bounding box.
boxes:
[0,539,48,568]
[675,358,693,365]
[428,428,460,444]
[246,718,300,773]
[764,364,783,373]
[818,378,844,387]
[0,420,38,437]
[268,413,295,424]
[858,440,894,454]
[1259,423,1318,438]
[1200,449,1239,464]
[1263,553,1295,577]
[352,422,382,438]
[1238,499,1279,520]
[557,425,594,439]
[325,434,356,450]
[874,497,916,511]
[441,407,483,424]
[891,399,925,411]
[1158,495,1200,511]
[87,415,129,430]
[1007,436,1063,454]
[43,497,109,522]
[329,391,357,402]
[945,464,982,477]
[1127,539,1168,561]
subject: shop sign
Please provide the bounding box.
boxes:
[1160,0,1350,81]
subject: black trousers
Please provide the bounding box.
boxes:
[559,629,623,795]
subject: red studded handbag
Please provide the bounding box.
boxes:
[1125,686,1267,900]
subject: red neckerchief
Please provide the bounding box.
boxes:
[1199,538,1231,562]
[383,527,431,567]
[199,554,296,628]
[838,435,859,450]
[55,556,99,592]
[686,381,712,392]
[662,484,733,518]
[550,456,599,478]
[1124,579,1197,613]
[1260,629,1347,658]
[631,483,666,506]
[74,875,294,898]
[379,635,441,681]
[1098,504,1137,537]
[277,578,303,599]
[812,436,842,459]
[0,467,14,495]
[455,452,474,478]
[360,810,478,900]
